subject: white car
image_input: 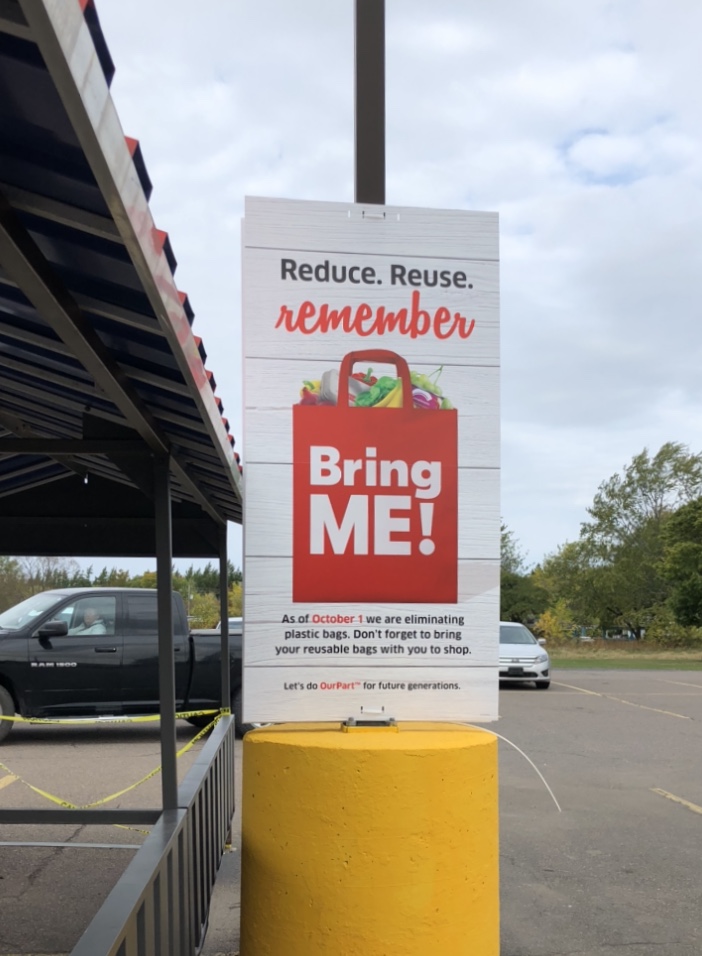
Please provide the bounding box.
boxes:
[499,621,550,689]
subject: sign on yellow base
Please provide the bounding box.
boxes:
[241,721,498,956]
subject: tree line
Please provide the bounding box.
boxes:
[5,443,701,643]
[0,558,243,628]
[502,442,702,647]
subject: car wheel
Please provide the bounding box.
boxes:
[535,680,550,690]
[0,685,16,743]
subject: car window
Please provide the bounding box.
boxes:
[124,594,158,634]
[499,624,537,645]
[125,593,185,635]
[55,605,75,627]
[0,592,64,630]
[68,597,117,636]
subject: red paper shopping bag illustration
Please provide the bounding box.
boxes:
[293,350,458,603]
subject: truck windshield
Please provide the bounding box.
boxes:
[0,592,64,631]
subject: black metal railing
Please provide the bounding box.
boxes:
[70,716,236,956]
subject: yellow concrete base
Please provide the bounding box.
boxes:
[240,722,498,956]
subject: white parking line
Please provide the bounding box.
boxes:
[651,788,702,816]
[552,681,692,719]
[664,679,702,690]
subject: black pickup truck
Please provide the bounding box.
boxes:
[0,587,244,742]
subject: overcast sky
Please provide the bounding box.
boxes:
[93,0,702,572]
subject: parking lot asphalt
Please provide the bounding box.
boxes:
[0,720,213,956]
[498,670,702,956]
[1,670,701,955]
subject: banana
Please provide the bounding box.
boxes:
[375,383,403,408]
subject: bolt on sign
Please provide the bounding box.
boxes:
[242,198,500,724]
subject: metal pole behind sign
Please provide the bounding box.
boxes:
[154,455,178,811]
[219,524,230,708]
[355,0,385,204]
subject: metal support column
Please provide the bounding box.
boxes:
[219,524,230,708]
[355,0,385,204]
[154,454,178,810]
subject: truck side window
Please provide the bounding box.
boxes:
[125,594,184,635]
[125,594,158,634]
[68,597,116,636]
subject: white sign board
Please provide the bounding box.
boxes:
[242,197,500,723]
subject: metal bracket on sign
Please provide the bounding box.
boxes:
[345,706,396,728]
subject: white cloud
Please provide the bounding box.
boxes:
[93,0,702,569]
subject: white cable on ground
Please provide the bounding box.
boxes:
[462,723,562,813]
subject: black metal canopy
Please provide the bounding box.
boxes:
[0,0,242,558]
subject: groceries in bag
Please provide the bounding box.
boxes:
[296,363,455,410]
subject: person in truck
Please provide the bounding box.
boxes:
[69,606,107,635]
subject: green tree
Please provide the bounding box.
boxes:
[660,497,702,626]
[642,603,702,648]
[500,570,548,623]
[92,567,132,587]
[183,562,242,594]
[501,522,526,575]
[557,443,702,637]
[228,581,243,617]
[535,542,578,597]
[499,523,547,621]
[534,598,576,645]
[129,570,158,589]
[583,443,702,552]
[17,556,90,592]
[189,591,220,628]
[0,556,26,612]
[537,541,599,624]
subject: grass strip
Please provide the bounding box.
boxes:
[550,654,702,671]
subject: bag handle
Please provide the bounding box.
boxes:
[338,350,413,407]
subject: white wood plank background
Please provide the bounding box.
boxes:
[244,463,499,559]
[243,360,500,467]
[242,662,499,724]
[243,256,499,367]
[242,556,499,669]
[243,557,499,617]
[242,198,500,722]
[243,197,499,260]
[242,606,499,668]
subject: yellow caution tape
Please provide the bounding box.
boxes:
[111,715,222,835]
[0,713,222,819]
[0,708,219,724]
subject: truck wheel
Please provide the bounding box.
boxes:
[0,686,16,743]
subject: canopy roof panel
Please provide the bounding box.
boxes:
[0,0,242,555]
